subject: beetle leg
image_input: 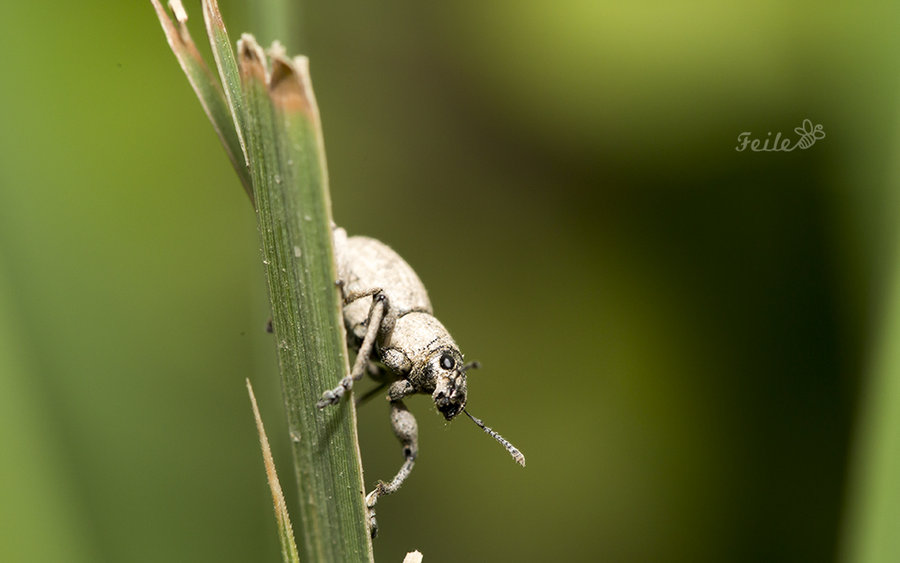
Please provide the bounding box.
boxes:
[364,380,418,537]
[339,284,383,306]
[316,292,388,408]
[387,378,415,401]
[368,399,418,499]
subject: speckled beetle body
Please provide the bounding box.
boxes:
[318,227,524,537]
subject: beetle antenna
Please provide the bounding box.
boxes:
[463,408,525,467]
[462,360,481,372]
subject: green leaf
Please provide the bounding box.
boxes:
[201,0,250,171]
[153,2,373,559]
[246,379,300,563]
[237,35,373,563]
[842,244,900,563]
[149,0,252,199]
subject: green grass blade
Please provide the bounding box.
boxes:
[246,379,301,563]
[149,0,252,199]
[153,2,373,558]
[237,36,373,563]
[842,246,900,563]
[201,0,250,171]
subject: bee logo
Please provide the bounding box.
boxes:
[794,119,825,150]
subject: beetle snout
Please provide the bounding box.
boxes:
[433,373,467,420]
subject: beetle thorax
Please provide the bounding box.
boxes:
[382,312,457,380]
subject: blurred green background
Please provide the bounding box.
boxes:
[2,1,899,562]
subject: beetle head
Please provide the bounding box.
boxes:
[429,348,468,420]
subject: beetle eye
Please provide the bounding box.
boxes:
[439,353,455,370]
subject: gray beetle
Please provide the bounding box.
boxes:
[317,227,524,536]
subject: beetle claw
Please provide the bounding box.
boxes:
[316,389,341,408]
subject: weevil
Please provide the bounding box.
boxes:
[317,226,525,536]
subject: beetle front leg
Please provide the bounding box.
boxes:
[364,380,417,537]
[316,292,387,408]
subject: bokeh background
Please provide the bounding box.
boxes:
[3,1,900,562]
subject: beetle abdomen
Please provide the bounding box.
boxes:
[334,228,432,341]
